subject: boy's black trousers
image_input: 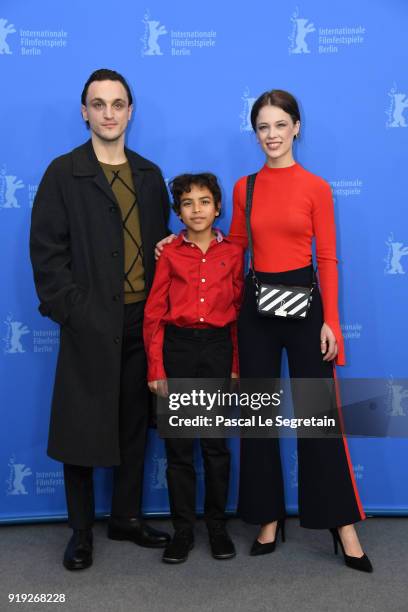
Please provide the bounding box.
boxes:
[163,324,233,532]
[237,266,365,529]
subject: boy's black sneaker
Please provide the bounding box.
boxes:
[208,523,236,560]
[162,529,194,564]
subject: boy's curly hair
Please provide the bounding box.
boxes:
[169,173,221,215]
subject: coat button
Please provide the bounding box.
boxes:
[114,336,120,344]
[112,251,119,257]
[113,294,120,301]
[109,206,117,213]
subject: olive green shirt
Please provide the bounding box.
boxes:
[100,161,146,304]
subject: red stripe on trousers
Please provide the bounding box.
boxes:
[333,367,366,521]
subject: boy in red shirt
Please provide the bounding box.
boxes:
[143,173,244,563]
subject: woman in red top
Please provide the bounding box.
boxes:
[231,90,372,572]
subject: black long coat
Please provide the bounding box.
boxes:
[30,140,169,466]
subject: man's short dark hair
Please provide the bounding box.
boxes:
[169,173,222,215]
[81,68,133,106]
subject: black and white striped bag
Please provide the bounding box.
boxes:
[245,173,316,320]
[256,283,312,318]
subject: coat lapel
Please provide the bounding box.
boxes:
[93,172,118,206]
[71,139,117,206]
[71,139,155,207]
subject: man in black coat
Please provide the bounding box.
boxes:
[30,68,170,570]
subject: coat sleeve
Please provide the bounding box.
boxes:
[143,250,172,382]
[29,160,84,326]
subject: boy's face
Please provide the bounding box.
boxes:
[178,185,220,233]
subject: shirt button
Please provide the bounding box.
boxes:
[201,278,206,283]
[114,336,120,344]
[200,298,205,302]
[191,244,195,248]
[199,317,204,322]
[112,251,119,257]
[202,258,206,262]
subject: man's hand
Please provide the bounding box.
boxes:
[320,323,338,362]
[155,234,177,260]
[148,379,169,397]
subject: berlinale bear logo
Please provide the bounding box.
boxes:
[6,457,32,495]
[141,11,167,56]
[289,9,315,54]
[3,314,30,354]
[386,85,408,128]
[0,18,16,55]
[384,234,408,275]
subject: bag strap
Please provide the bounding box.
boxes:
[245,173,258,287]
[245,172,317,290]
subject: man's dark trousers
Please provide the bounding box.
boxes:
[163,324,233,532]
[64,301,148,529]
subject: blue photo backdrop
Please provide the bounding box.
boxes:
[1,0,407,522]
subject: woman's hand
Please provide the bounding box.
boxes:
[155,234,177,260]
[320,323,338,361]
[231,372,239,379]
[148,379,169,397]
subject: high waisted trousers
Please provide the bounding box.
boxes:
[237,266,365,529]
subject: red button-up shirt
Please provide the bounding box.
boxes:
[143,230,244,382]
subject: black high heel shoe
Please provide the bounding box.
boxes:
[250,519,286,556]
[329,528,373,573]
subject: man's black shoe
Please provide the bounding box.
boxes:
[208,523,236,560]
[107,517,170,548]
[162,530,194,564]
[63,529,93,571]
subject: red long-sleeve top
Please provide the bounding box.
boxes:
[143,230,244,382]
[230,163,345,366]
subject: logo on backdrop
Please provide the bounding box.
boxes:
[387,377,408,417]
[329,179,363,198]
[140,8,217,57]
[341,323,362,341]
[0,18,16,54]
[0,165,38,208]
[384,233,408,275]
[0,167,25,209]
[288,7,365,55]
[353,464,364,481]
[240,88,256,132]
[6,456,32,495]
[385,84,408,128]
[151,453,168,490]
[3,313,59,354]
[141,10,167,56]
[3,314,30,354]
[289,9,315,54]
[0,18,68,57]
